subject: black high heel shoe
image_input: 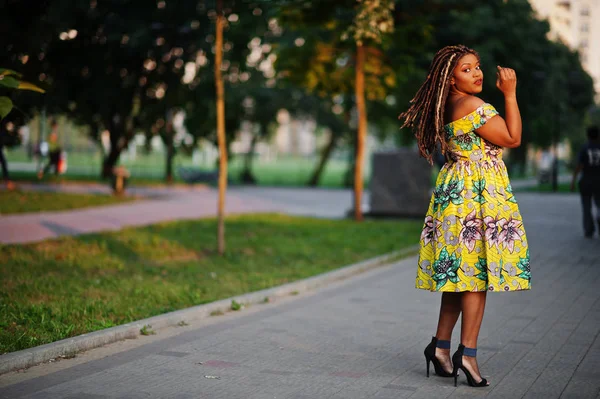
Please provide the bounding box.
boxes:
[424,336,453,378]
[451,344,489,387]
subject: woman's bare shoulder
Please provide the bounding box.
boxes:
[448,96,485,121]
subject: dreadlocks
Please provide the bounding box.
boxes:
[399,45,479,165]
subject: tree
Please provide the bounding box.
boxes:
[177,1,275,186]
[0,1,210,178]
[275,0,397,197]
[344,0,394,220]
[215,0,227,255]
[238,84,285,184]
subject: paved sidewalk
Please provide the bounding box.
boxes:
[0,186,361,244]
[1,192,599,398]
[0,175,557,245]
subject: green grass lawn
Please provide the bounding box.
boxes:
[5,147,365,188]
[520,182,573,193]
[0,214,421,353]
[0,190,136,215]
[227,157,359,187]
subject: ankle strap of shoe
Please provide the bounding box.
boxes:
[463,347,477,357]
[436,339,451,349]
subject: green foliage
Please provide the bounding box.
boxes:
[0,68,45,120]
[276,0,396,101]
[0,97,13,120]
[343,0,395,46]
[140,325,156,336]
[230,300,242,311]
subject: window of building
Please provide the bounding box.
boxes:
[557,0,571,11]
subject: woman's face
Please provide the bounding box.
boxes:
[450,53,483,95]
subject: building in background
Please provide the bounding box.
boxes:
[529,0,600,98]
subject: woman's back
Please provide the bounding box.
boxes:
[442,97,503,168]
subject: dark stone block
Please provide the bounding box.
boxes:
[368,149,432,217]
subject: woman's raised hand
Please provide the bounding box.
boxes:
[496,66,517,97]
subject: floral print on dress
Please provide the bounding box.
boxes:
[459,210,484,253]
[455,132,481,151]
[516,249,531,281]
[497,218,525,253]
[432,248,461,291]
[472,178,486,204]
[505,183,518,203]
[416,103,530,293]
[484,140,502,160]
[473,257,488,281]
[433,177,465,213]
[483,216,500,249]
[421,215,441,246]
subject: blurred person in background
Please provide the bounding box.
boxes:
[0,141,15,190]
[37,120,62,179]
[0,122,16,190]
[571,126,600,238]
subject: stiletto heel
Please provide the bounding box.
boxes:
[423,337,453,378]
[453,367,458,387]
[451,344,489,387]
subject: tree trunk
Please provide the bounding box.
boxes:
[164,122,175,184]
[240,131,258,184]
[102,146,122,179]
[165,141,175,184]
[215,0,228,255]
[353,45,367,221]
[101,115,129,179]
[307,131,338,187]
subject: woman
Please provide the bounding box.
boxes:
[399,45,530,387]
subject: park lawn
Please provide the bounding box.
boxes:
[6,147,365,188]
[520,182,572,193]
[0,190,137,215]
[0,214,421,353]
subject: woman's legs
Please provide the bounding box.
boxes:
[460,291,488,382]
[430,291,488,382]
[436,292,461,339]
[434,292,462,373]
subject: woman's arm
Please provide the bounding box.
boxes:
[475,66,522,148]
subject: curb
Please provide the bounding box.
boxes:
[0,245,419,375]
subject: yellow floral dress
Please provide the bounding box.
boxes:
[416,103,531,292]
